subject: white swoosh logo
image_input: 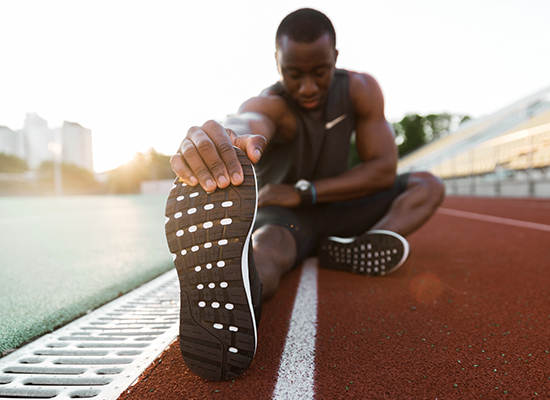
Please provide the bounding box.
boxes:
[325,114,347,130]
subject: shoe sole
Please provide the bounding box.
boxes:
[164,148,258,381]
[319,230,409,276]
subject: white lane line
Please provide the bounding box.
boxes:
[438,207,550,232]
[272,259,318,400]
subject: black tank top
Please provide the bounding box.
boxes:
[255,69,356,188]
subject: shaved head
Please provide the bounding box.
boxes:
[276,8,336,49]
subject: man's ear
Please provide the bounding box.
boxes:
[334,48,339,64]
[275,50,282,76]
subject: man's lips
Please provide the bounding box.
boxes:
[299,98,321,109]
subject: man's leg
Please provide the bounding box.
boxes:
[317,171,445,275]
[252,203,321,299]
[252,225,297,299]
[370,171,445,236]
[250,172,445,292]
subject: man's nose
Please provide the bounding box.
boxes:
[299,76,318,97]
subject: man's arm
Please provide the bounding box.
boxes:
[312,72,397,203]
[259,72,397,207]
[170,95,288,193]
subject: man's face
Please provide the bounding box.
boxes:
[276,33,338,111]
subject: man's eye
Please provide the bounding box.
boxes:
[315,69,326,77]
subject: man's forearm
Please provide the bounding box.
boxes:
[223,116,253,136]
[224,112,276,143]
[313,159,397,203]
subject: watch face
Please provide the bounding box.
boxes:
[296,180,310,191]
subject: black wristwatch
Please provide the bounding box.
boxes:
[294,179,316,205]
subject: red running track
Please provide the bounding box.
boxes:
[118,196,550,399]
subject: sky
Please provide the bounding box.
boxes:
[1,0,549,172]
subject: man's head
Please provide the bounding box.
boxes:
[276,8,336,50]
[275,9,338,111]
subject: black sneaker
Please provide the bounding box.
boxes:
[318,230,409,276]
[164,147,262,381]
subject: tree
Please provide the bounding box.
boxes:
[106,153,149,194]
[348,134,361,168]
[145,148,175,180]
[0,153,28,173]
[394,114,426,156]
[394,113,471,157]
[424,113,453,140]
[37,161,100,194]
[106,148,175,193]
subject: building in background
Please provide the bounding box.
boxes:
[0,113,93,172]
[21,113,54,170]
[0,125,26,160]
[58,121,93,171]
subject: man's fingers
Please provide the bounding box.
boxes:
[222,129,245,185]
[247,134,267,163]
[180,137,218,192]
[193,121,247,189]
[174,121,264,191]
[170,153,198,186]
[231,133,268,164]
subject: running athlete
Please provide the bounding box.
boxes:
[166,8,445,381]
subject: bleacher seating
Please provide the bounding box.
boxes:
[398,86,550,179]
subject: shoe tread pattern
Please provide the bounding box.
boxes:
[165,148,257,381]
[319,232,406,276]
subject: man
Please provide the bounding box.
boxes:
[166,8,444,381]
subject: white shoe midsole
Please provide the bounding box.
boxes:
[241,161,259,355]
[326,236,357,244]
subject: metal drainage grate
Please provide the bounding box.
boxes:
[0,269,180,399]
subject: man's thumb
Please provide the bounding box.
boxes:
[246,135,266,163]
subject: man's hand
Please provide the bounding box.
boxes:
[258,183,301,208]
[170,120,267,192]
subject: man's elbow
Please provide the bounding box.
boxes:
[376,161,397,190]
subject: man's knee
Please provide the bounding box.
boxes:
[407,171,445,208]
[252,224,297,268]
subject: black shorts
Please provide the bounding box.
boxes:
[253,173,410,266]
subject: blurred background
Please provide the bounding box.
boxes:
[1,0,550,354]
[1,0,549,195]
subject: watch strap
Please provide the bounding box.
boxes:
[294,180,316,205]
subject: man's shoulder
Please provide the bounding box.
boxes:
[242,88,289,115]
[345,70,384,117]
[346,70,380,95]
[259,81,284,97]
[240,87,296,139]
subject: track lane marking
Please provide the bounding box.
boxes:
[272,259,318,400]
[438,207,550,232]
